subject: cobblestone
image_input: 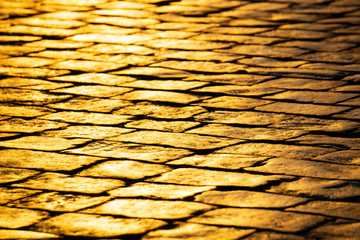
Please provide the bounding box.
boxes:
[1,0,360,239]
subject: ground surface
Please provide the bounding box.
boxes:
[0,0,360,239]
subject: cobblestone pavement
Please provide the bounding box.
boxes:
[0,0,360,239]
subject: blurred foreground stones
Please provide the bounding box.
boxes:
[0,0,360,239]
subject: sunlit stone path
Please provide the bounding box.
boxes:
[0,0,360,239]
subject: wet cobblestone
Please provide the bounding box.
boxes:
[0,0,360,239]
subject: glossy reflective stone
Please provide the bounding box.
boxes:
[195,190,307,208]
[32,213,166,238]
[199,96,272,110]
[0,206,48,229]
[125,119,200,132]
[0,188,40,205]
[245,158,360,180]
[148,168,291,187]
[78,160,171,180]
[0,77,72,90]
[189,208,326,232]
[0,136,89,151]
[268,177,360,199]
[0,230,59,239]
[82,199,214,219]
[0,167,39,184]
[8,192,110,212]
[12,172,124,194]
[143,223,255,240]
[287,201,360,220]
[109,183,214,200]
[109,131,242,150]
[0,118,68,133]
[0,149,103,171]
[0,104,53,117]
[66,141,192,163]
[168,154,266,169]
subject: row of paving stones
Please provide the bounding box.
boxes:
[0,0,360,239]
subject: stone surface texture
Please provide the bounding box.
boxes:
[0,0,359,239]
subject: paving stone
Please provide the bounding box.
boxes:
[265,90,357,104]
[187,124,306,141]
[194,110,293,126]
[239,57,306,68]
[338,97,360,106]
[143,222,255,240]
[333,108,360,120]
[143,39,232,50]
[185,74,274,86]
[0,187,40,205]
[156,50,241,62]
[217,143,335,159]
[244,231,307,240]
[47,97,131,113]
[78,160,171,180]
[91,9,156,19]
[87,54,159,66]
[237,2,290,11]
[221,45,308,58]
[0,57,57,68]
[87,17,159,28]
[279,23,343,31]
[193,85,283,96]
[114,102,206,119]
[288,201,360,220]
[0,149,103,171]
[245,158,360,180]
[148,168,291,187]
[151,61,245,73]
[29,50,98,60]
[150,5,217,15]
[51,85,132,98]
[66,141,192,163]
[125,119,200,133]
[32,213,166,238]
[39,111,131,125]
[97,1,155,9]
[298,52,360,64]
[199,96,273,110]
[27,40,93,50]
[42,125,133,140]
[282,116,359,132]
[142,29,197,39]
[109,131,242,150]
[0,88,71,105]
[0,136,89,151]
[49,73,136,85]
[254,77,344,90]
[315,149,360,165]
[0,67,70,78]
[148,22,217,32]
[188,208,326,232]
[0,45,45,55]
[109,182,214,200]
[168,154,266,170]
[246,67,342,79]
[48,60,127,72]
[12,172,124,194]
[309,220,360,240]
[276,40,355,52]
[0,77,72,90]
[36,11,93,20]
[260,29,332,40]
[191,33,282,45]
[41,0,107,7]
[8,192,110,212]
[0,167,39,184]
[195,190,307,208]
[0,206,49,229]
[79,43,155,55]
[0,104,52,117]
[288,134,360,149]
[268,177,360,200]
[0,118,68,133]
[121,79,207,91]
[116,90,206,104]
[112,67,191,78]
[0,25,78,36]
[255,102,350,116]
[0,230,59,239]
